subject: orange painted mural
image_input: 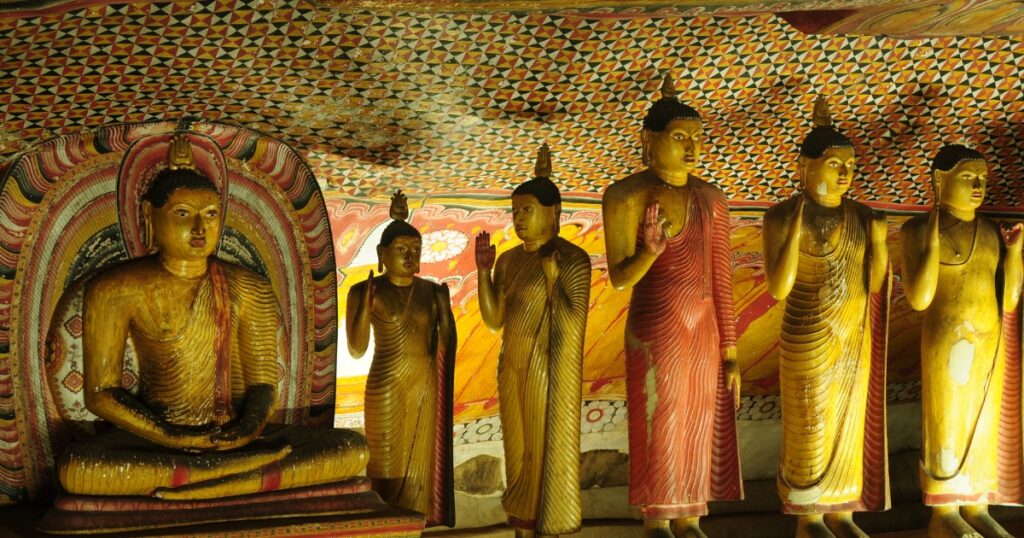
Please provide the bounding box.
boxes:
[330,195,980,424]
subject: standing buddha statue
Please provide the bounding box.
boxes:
[762,97,890,538]
[900,144,1023,538]
[345,190,457,527]
[57,133,368,501]
[602,73,742,538]
[474,144,592,538]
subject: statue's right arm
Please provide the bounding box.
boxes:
[603,186,655,290]
[82,278,204,449]
[346,278,372,358]
[899,212,940,311]
[763,198,803,301]
[478,256,505,331]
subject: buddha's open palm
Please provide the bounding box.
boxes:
[642,202,667,256]
[1003,222,1023,253]
[475,231,496,271]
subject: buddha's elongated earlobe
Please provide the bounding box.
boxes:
[142,200,155,253]
[641,129,651,166]
[376,245,384,274]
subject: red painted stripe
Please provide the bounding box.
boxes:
[170,461,190,488]
[259,462,283,493]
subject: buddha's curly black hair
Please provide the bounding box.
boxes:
[379,220,421,247]
[642,98,701,132]
[512,176,561,207]
[800,126,853,159]
[142,168,218,208]
[932,144,984,171]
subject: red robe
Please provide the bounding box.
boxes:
[624,179,743,518]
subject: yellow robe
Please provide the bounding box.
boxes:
[495,237,590,535]
[770,197,890,514]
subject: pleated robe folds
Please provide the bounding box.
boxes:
[495,237,591,535]
[624,180,743,518]
[770,196,890,514]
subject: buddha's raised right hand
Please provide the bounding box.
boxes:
[642,202,667,256]
[475,231,496,271]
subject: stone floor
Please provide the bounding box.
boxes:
[3,503,1024,537]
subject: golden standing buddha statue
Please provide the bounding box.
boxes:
[601,74,742,538]
[762,97,890,538]
[56,134,368,501]
[474,145,591,538]
[345,190,456,527]
[900,144,1023,538]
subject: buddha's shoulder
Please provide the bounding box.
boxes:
[900,212,929,233]
[218,261,272,289]
[605,171,654,200]
[687,177,726,201]
[843,198,876,217]
[84,257,163,294]
[555,236,590,262]
[765,196,800,220]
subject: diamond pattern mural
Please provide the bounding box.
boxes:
[0,0,1023,206]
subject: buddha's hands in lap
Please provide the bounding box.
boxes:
[211,417,263,451]
[163,422,223,452]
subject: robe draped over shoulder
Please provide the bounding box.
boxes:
[772,196,890,514]
[624,180,742,518]
[912,213,1024,506]
[497,237,590,535]
[363,277,455,526]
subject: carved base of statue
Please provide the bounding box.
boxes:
[37,476,426,536]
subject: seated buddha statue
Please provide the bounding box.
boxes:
[762,97,890,538]
[900,144,1023,538]
[56,134,368,501]
[345,190,456,527]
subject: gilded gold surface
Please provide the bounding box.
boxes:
[57,179,367,502]
[475,147,591,537]
[762,99,888,538]
[346,191,456,525]
[900,154,1021,538]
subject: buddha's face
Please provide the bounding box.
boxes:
[937,159,987,213]
[646,118,702,182]
[378,235,421,279]
[147,187,221,260]
[800,146,855,207]
[511,194,558,244]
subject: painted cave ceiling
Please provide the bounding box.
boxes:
[1,0,1023,205]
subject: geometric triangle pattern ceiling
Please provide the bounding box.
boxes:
[1,0,1023,206]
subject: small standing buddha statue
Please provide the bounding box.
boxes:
[900,144,1023,538]
[601,73,742,538]
[474,144,592,538]
[762,97,890,538]
[56,133,368,501]
[345,190,456,527]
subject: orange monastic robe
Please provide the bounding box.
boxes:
[624,180,742,518]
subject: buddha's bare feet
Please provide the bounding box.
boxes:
[644,518,675,538]
[823,512,868,538]
[930,506,984,538]
[796,515,837,538]
[961,505,1013,538]
[671,516,707,538]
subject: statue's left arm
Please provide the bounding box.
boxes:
[710,192,740,407]
[214,273,280,449]
[868,210,889,294]
[1002,222,1023,313]
[547,242,591,323]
